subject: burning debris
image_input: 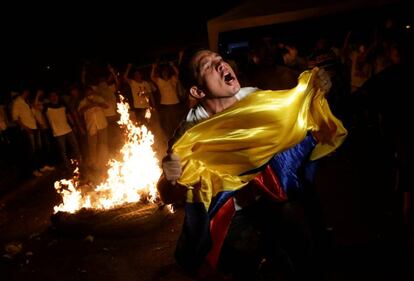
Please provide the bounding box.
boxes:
[52,97,169,235]
[54,96,162,214]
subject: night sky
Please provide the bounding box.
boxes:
[1,1,240,91]
[1,0,409,92]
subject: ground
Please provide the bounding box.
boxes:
[0,127,413,281]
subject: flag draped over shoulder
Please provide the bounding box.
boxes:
[172,68,347,211]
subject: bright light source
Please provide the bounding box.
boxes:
[46,65,51,70]
[406,25,411,29]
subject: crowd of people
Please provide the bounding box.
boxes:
[0,54,189,181]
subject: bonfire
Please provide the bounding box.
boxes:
[53,96,162,214]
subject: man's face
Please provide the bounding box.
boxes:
[50,92,59,104]
[70,89,79,98]
[193,50,240,99]
[133,71,142,81]
[22,90,30,99]
[37,90,45,98]
[85,89,94,97]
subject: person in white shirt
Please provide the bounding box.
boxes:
[45,91,80,171]
[78,86,109,170]
[11,89,44,177]
[65,86,87,159]
[94,78,118,121]
[94,66,121,154]
[151,61,185,139]
[124,64,155,124]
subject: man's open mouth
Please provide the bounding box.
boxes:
[224,73,235,83]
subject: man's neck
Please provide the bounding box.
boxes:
[201,96,238,116]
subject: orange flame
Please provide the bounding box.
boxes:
[145,108,151,119]
[53,96,162,214]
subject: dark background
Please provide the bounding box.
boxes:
[0,0,241,91]
[1,1,410,92]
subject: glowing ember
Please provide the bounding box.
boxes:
[145,108,151,119]
[54,96,162,214]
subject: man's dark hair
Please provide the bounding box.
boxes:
[178,46,208,92]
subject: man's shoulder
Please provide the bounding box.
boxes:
[12,96,26,109]
[78,98,88,107]
[13,96,23,104]
[128,79,137,86]
[235,87,259,100]
[45,103,66,111]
